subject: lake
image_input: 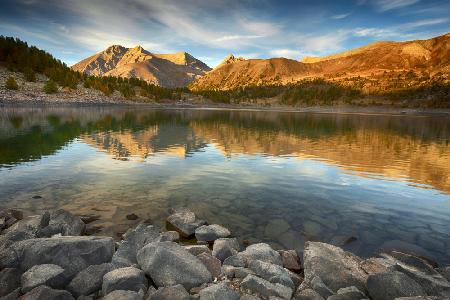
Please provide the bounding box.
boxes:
[0,106,449,264]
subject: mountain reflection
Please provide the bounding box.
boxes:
[0,107,449,193]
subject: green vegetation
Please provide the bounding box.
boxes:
[43,80,58,94]
[5,76,18,90]
[24,67,36,82]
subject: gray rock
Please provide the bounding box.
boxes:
[240,294,262,300]
[0,268,21,296]
[358,257,393,275]
[112,224,160,267]
[195,224,231,242]
[66,263,114,297]
[103,290,142,300]
[20,285,74,300]
[393,297,442,300]
[241,274,293,300]
[197,252,222,278]
[294,288,325,300]
[198,282,239,300]
[223,255,245,267]
[310,276,334,299]
[238,243,282,266]
[303,242,367,293]
[233,267,255,279]
[2,287,21,300]
[184,245,212,256]
[278,250,301,271]
[247,260,295,290]
[166,208,206,237]
[212,238,240,262]
[328,286,366,300]
[21,264,67,293]
[147,284,190,300]
[5,236,114,278]
[286,269,303,289]
[437,267,450,281]
[366,271,426,300]
[37,210,85,237]
[4,215,46,237]
[156,231,180,242]
[102,267,147,295]
[137,241,212,290]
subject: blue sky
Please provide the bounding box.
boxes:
[1,0,449,67]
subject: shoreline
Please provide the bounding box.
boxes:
[1,207,449,299]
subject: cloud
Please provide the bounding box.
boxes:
[402,18,449,29]
[269,49,303,59]
[332,13,351,20]
[373,0,420,11]
[214,35,263,42]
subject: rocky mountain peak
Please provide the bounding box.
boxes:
[217,54,246,68]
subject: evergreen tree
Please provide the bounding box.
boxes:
[43,80,58,94]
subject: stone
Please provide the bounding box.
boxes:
[36,209,85,237]
[195,224,231,242]
[294,288,324,300]
[241,274,293,300]
[166,208,206,237]
[147,284,190,300]
[156,231,180,242]
[112,224,160,267]
[212,238,240,262]
[5,236,114,278]
[248,259,295,290]
[233,267,255,279]
[223,255,245,267]
[303,242,367,293]
[20,285,74,300]
[198,282,239,300]
[102,267,147,295]
[240,295,262,300]
[358,257,393,275]
[264,219,291,239]
[286,269,303,288]
[4,215,46,237]
[197,252,222,278]
[278,250,301,271]
[184,245,212,256]
[366,271,426,300]
[327,286,366,300]
[0,268,21,296]
[437,267,450,281]
[66,263,114,297]
[393,297,442,300]
[309,276,334,299]
[377,240,431,259]
[103,290,142,300]
[137,241,212,290]
[238,243,283,266]
[21,264,67,293]
[2,287,21,300]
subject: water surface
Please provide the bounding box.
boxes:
[0,107,449,264]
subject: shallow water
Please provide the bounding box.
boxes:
[0,106,449,264]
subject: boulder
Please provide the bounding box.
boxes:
[328,286,366,300]
[309,276,334,299]
[197,252,222,278]
[195,224,231,242]
[103,290,142,300]
[21,264,67,293]
[20,285,74,300]
[0,268,21,296]
[238,243,282,266]
[184,245,212,256]
[358,257,393,275]
[393,297,442,300]
[212,238,240,262]
[198,282,240,300]
[223,255,245,267]
[137,241,212,290]
[278,250,302,271]
[66,263,114,297]
[37,209,85,237]
[303,242,367,293]
[286,269,303,288]
[112,224,160,267]
[366,271,426,300]
[5,236,114,278]
[240,274,293,300]
[247,260,295,290]
[240,294,262,300]
[166,208,206,237]
[147,284,190,300]
[156,231,180,242]
[2,287,21,300]
[4,214,47,237]
[102,267,147,295]
[294,288,325,300]
[437,267,450,281]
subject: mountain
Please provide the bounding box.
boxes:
[72,45,211,88]
[190,33,450,91]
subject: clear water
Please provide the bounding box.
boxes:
[0,106,449,264]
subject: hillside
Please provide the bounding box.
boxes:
[190,33,450,91]
[72,45,211,88]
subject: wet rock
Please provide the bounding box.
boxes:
[377,240,431,259]
[156,231,180,242]
[5,236,114,278]
[212,238,240,262]
[66,263,114,297]
[166,208,206,237]
[0,268,21,296]
[278,250,301,271]
[240,274,293,300]
[20,285,74,300]
[21,264,67,293]
[303,242,367,293]
[103,290,142,300]
[248,259,295,290]
[137,241,212,290]
[183,245,211,256]
[238,243,282,266]
[102,266,147,295]
[37,209,85,237]
[126,213,139,220]
[197,252,222,278]
[195,224,231,242]
[147,284,190,300]
[366,271,426,300]
[223,255,245,267]
[199,282,239,300]
[294,288,324,300]
[112,224,160,267]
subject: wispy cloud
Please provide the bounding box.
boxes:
[269,49,303,59]
[332,13,351,20]
[373,0,420,11]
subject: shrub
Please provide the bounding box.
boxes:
[43,80,58,94]
[5,76,18,90]
[24,68,36,82]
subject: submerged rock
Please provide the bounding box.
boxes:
[21,264,67,293]
[195,224,231,242]
[166,208,206,237]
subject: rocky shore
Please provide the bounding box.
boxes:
[0,208,449,300]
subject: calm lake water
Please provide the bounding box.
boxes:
[0,106,449,264]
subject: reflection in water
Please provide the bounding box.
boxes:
[0,107,449,264]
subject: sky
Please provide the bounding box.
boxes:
[0,0,449,67]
